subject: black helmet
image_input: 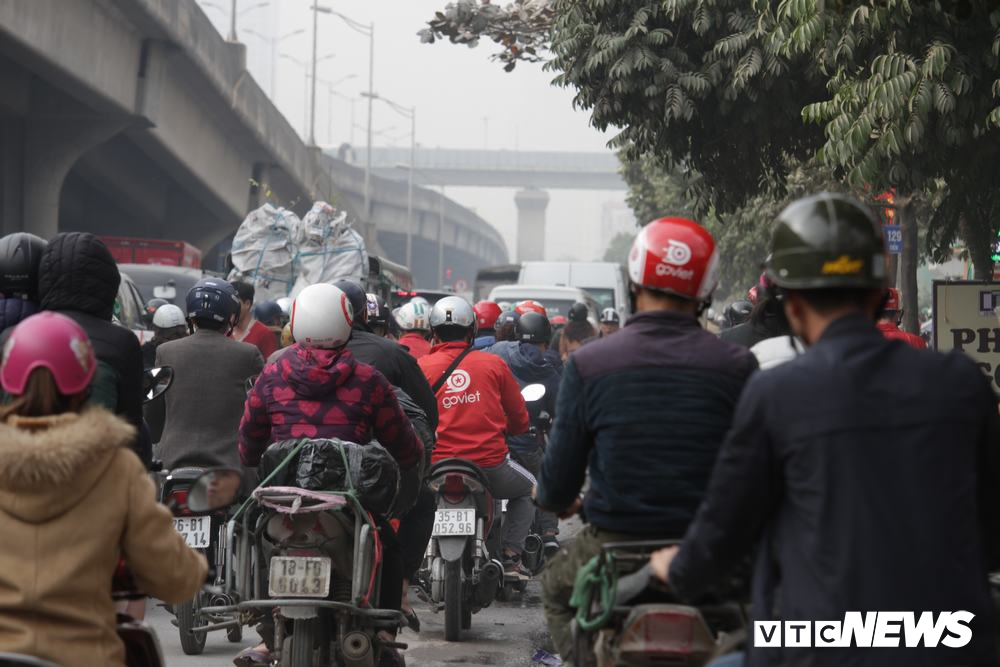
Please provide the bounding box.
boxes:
[254,300,283,326]
[516,311,551,344]
[333,279,367,324]
[365,293,389,327]
[766,192,886,290]
[725,300,753,327]
[568,302,589,322]
[0,233,47,301]
[186,278,240,324]
[599,307,619,324]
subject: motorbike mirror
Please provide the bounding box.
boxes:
[187,468,242,513]
[521,383,546,403]
[142,366,174,403]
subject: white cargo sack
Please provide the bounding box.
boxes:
[290,201,368,297]
[227,204,300,302]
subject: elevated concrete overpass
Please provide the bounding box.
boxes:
[0,0,506,284]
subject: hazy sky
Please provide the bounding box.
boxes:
[197,0,633,261]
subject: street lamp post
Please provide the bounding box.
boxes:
[244,27,304,97]
[372,95,416,268]
[439,186,446,289]
[281,52,334,138]
[202,0,269,41]
[313,6,374,223]
[319,74,357,145]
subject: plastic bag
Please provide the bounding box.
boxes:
[290,201,368,298]
[259,438,399,515]
[228,204,301,302]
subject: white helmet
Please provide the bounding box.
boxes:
[152,304,186,329]
[429,296,476,332]
[395,301,429,332]
[290,283,353,348]
[276,297,292,317]
[410,296,430,307]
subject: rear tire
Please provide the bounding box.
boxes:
[177,597,206,655]
[290,617,317,667]
[227,621,243,643]
[444,560,463,641]
[461,600,472,630]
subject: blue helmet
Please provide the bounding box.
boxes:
[254,299,283,326]
[186,278,240,325]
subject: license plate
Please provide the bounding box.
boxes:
[433,508,475,536]
[173,516,210,549]
[268,557,332,598]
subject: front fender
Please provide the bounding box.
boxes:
[437,536,469,562]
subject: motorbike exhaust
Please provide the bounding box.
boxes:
[521,534,543,573]
[474,559,504,607]
[341,630,373,667]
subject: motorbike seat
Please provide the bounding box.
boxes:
[428,458,490,487]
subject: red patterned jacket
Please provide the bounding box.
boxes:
[238,345,422,469]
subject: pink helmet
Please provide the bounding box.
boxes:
[1,312,97,396]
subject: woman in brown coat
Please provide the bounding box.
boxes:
[0,311,208,667]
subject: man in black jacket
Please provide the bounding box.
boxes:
[37,232,149,466]
[654,193,1000,667]
[536,217,757,661]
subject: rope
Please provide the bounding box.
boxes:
[570,552,617,632]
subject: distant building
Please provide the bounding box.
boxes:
[601,200,637,242]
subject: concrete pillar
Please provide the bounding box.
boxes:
[515,187,549,262]
[22,108,126,238]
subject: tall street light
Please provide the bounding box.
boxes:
[203,1,269,41]
[373,94,416,268]
[395,165,446,285]
[243,27,305,98]
[316,74,357,145]
[313,5,374,224]
[281,52,334,138]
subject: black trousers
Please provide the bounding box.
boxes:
[396,487,436,580]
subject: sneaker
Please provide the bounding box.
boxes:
[503,556,531,581]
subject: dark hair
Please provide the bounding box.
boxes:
[436,325,471,343]
[231,281,255,303]
[0,367,86,420]
[795,288,880,315]
[563,320,596,344]
[495,321,518,342]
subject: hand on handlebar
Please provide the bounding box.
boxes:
[649,546,680,584]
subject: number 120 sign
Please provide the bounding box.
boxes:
[883,224,903,254]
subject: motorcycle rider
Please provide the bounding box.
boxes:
[418,296,534,579]
[0,312,206,667]
[395,300,432,359]
[153,279,264,471]
[494,310,520,342]
[472,300,503,350]
[141,303,187,368]
[366,293,394,339]
[514,299,546,316]
[598,307,620,336]
[37,232,149,466]
[721,274,789,346]
[486,311,562,552]
[651,193,1000,667]
[721,299,753,330]
[231,281,279,360]
[0,232,47,337]
[238,283,423,663]
[877,287,926,349]
[535,216,757,662]
[558,319,595,361]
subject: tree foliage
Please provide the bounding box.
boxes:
[601,231,636,264]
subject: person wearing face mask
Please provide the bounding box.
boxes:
[649,193,1000,667]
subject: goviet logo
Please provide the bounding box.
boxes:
[753,612,975,648]
[445,369,472,394]
[662,239,692,266]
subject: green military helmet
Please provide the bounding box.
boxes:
[766,192,887,290]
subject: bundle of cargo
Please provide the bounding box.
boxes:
[227,201,367,301]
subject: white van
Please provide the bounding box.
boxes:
[519,262,630,318]
[487,284,600,323]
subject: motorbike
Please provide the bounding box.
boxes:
[194,440,407,667]
[161,467,244,653]
[571,540,747,667]
[419,383,548,641]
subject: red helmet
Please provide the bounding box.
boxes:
[551,315,568,326]
[474,300,503,330]
[514,300,546,316]
[1,312,96,396]
[884,287,901,311]
[628,217,719,301]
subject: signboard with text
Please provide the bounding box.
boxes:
[882,224,903,254]
[933,280,1000,391]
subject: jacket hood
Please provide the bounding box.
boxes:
[0,408,136,523]
[489,340,553,382]
[38,232,121,320]
[282,345,358,399]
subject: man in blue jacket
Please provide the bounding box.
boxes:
[651,193,1000,667]
[487,311,562,551]
[535,217,757,661]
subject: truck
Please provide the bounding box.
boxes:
[101,236,202,269]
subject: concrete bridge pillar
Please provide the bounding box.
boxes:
[515,188,549,262]
[22,110,127,238]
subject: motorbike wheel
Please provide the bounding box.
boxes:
[226,622,243,643]
[176,598,206,655]
[444,559,463,642]
[290,617,317,666]
[461,600,472,630]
